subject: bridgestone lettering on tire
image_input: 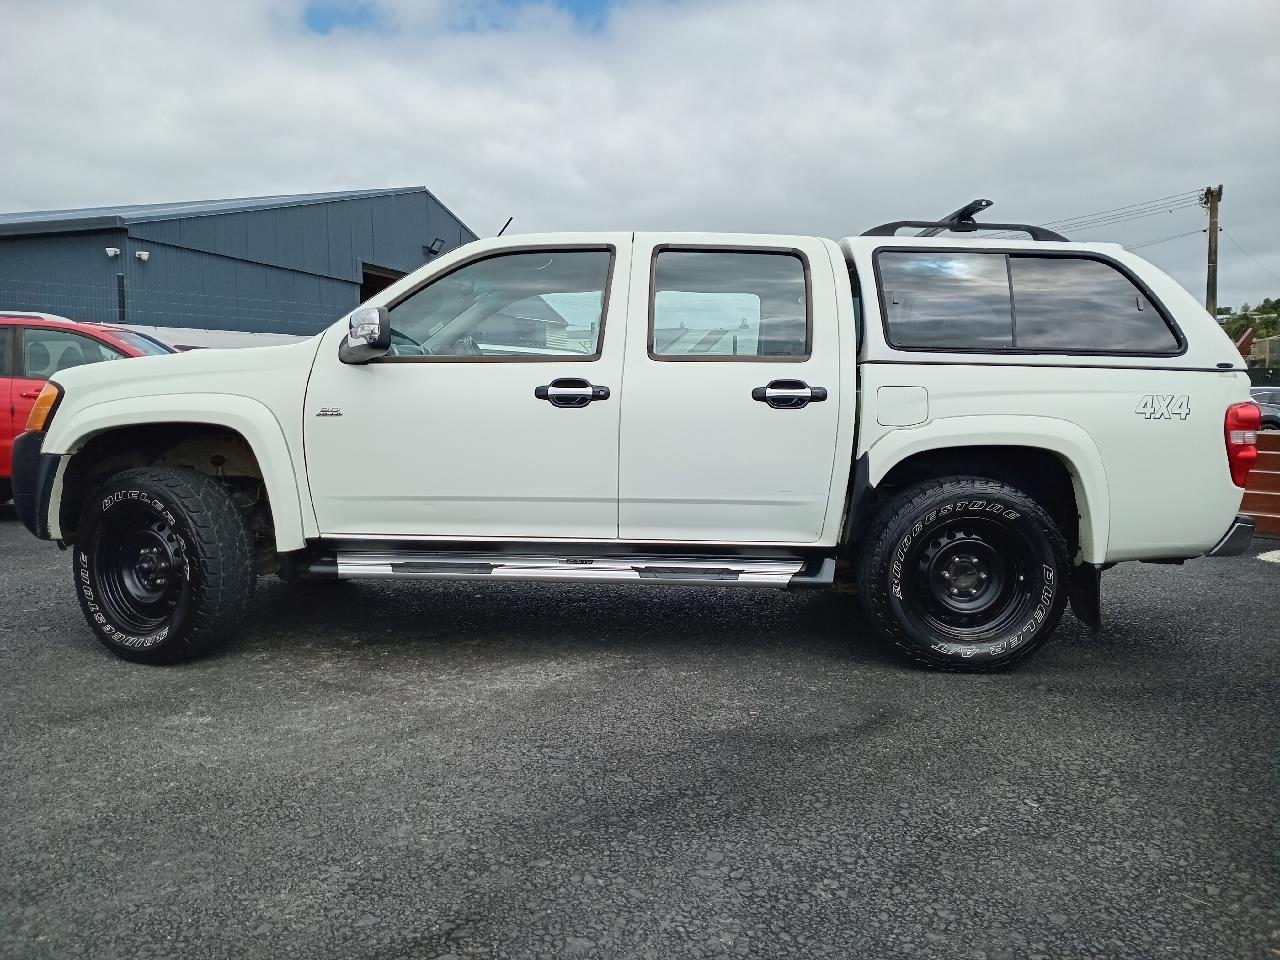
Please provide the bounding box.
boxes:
[73,468,255,664]
[856,476,1069,671]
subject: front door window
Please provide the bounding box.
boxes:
[385,250,612,359]
[22,328,122,378]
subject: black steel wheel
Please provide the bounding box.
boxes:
[91,504,191,636]
[856,476,1069,671]
[73,468,255,664]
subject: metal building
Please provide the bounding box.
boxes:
[0,187,477,337]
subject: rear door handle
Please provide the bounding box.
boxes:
[535,377,611,408]
[19,391,42,399]
[751,379,828,409]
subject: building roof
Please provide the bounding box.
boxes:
[0,187,440,237]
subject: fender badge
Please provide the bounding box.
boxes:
[316,407,343,417]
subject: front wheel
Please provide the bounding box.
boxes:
[856,477,1069,671]
[73,468,255,664]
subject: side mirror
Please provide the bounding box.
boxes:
[338,306,391,364]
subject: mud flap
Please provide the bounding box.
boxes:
[1069,563,1102,632]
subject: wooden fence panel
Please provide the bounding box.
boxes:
[1244,433,1280,538]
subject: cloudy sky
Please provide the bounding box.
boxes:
[3,0,1278,308]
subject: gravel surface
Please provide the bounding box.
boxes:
[1,511,1276,959]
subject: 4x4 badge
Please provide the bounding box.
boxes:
[316,407,343,417]
[1135,395,1190,420]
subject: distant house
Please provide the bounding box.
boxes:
[0,187,477,337]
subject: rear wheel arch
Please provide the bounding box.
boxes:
[859,432,1108,564]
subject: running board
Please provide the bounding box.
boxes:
[321,551,835,589]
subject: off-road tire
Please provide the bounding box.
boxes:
[73,468,255,664]
[856,476,1070,672]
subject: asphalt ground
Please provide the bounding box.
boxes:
[1,510,1277,960]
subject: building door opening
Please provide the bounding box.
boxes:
[361,264,406,303]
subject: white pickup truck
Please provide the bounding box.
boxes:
[11,207,1261,670]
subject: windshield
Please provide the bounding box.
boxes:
[111,331,174,356]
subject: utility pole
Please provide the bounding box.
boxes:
[1202,184,1223,315]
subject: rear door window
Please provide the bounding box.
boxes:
[650,250,809,359]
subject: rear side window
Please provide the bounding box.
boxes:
[877,251,1180,354]
[650,250,809,359]
[878,251,1012,350]
[1010,258,1178,352]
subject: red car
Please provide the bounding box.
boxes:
[1,312,172,502]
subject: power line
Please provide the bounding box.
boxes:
[1052,201,1202,234]
[1223,229,1280,284]
[1128,228,1206,250]
[979,203,1200,240]
[979,190,1202,239]
[1037,191,1201,229]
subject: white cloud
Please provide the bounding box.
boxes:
[2,0,1278,305]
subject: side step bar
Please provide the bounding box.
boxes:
[306,552,835,589]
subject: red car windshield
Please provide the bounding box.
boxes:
[108,330,174,356]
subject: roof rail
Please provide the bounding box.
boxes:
[861,197,1069,242]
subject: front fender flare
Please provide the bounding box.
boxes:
[43,394,308,552]
[866,415,1110,564]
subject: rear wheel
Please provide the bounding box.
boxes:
[73,468,255,664]
[856,476,1069,671]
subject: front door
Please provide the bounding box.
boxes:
[0,327,13,480]
[12,326,125,445]
[304,237,630,539]
[618,236,845,543]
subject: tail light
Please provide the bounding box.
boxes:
[1224,401,1261,488]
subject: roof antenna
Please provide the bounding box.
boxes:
[916,198,994,236]
[497,216,513,237]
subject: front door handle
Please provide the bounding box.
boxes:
[534,377,611,408]
[751,379,828,410]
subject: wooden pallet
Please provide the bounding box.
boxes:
[1245,434,1280,538]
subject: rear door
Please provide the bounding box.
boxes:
[617,235,849,543]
